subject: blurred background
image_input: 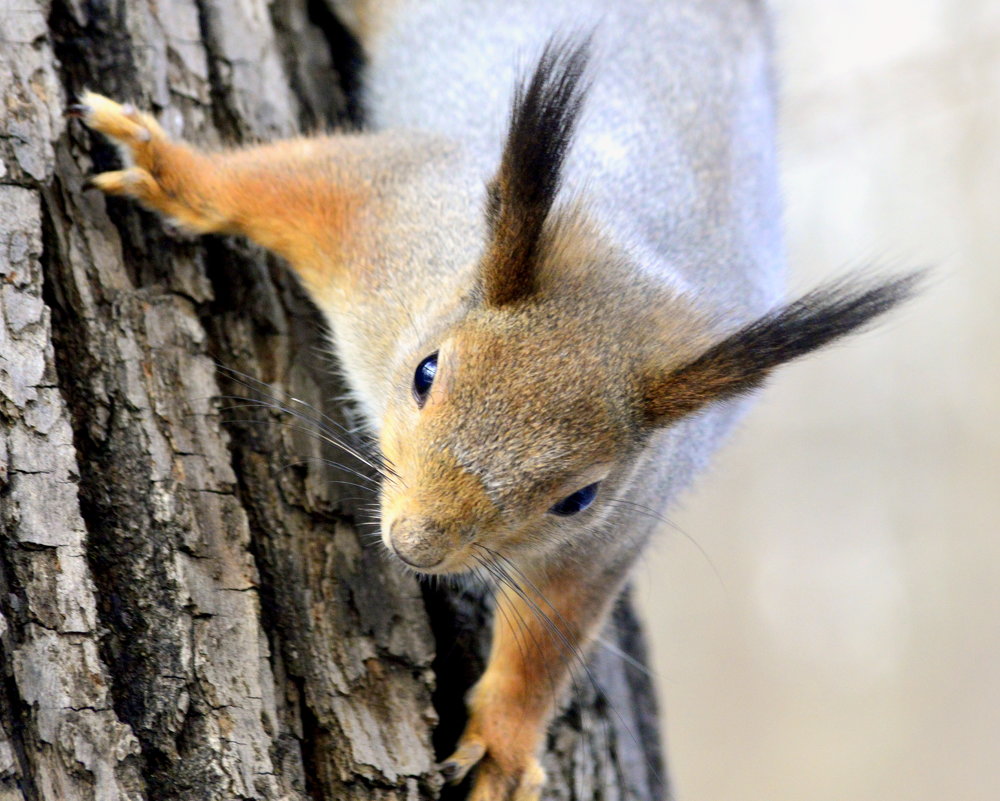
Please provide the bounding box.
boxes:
[635,2,1000,799]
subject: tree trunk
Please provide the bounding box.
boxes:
[0,2,667,799]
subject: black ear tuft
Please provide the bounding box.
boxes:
[644,272,924,423]
[480,35,592,307]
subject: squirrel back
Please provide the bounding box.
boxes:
[354,0,784,313]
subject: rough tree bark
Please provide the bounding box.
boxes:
[0,2,667,800]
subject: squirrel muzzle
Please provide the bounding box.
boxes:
[386,516,456,570]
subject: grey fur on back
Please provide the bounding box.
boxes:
[358,0,785,317]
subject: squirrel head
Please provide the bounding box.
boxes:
[374,37,920,574]
[378,311,630,572]
[377,242,683,573]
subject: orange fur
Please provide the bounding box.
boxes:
[78,92,368,298]
[443,568,616,800]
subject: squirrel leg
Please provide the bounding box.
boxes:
[443,565,620,801]
[73,93,365,297]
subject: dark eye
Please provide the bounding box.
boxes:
[549,482,599,516]
[413,352,438,407]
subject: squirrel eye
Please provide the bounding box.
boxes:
[412,352,438,407]
[549,482,599,516]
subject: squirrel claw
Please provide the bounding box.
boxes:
[72,91,161,153]
[439,738,486,784]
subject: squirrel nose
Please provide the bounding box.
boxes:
[388,517,451,569]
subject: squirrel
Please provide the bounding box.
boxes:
[70,1,919,799]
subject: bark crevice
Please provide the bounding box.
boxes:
[0,554,42,801]
[39,172,182,799]
[193,0,248,142]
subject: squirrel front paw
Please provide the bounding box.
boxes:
[441,719,546,801]
[69,92,224,233]
[69,92,167,195]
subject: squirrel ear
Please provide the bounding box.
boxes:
[641,273,923,425]
[479,36,590,307]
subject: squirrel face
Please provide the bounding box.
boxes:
[378,302,637,573]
